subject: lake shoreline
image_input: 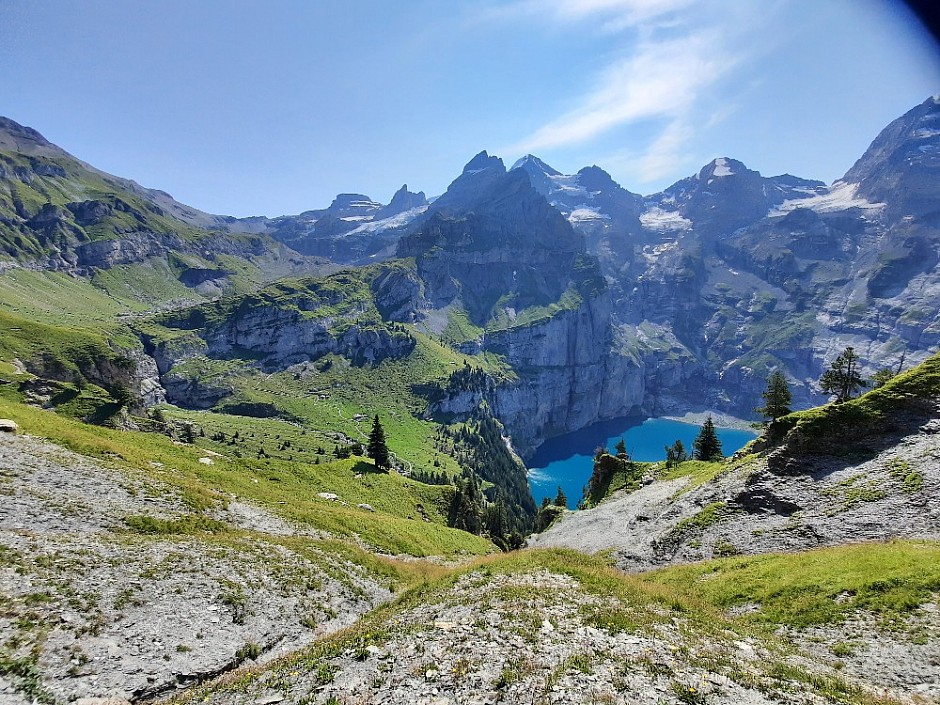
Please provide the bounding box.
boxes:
[527,416,757,509]
[662,410,757,432]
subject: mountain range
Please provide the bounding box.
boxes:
[1,98,939,704]
[2,98,940,458]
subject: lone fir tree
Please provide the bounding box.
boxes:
[756,370,792,423]
[367,414,390,470]
[693,416,723,462]
[820,346,866,403]
[614,437,628,458]
[554,485,567,508]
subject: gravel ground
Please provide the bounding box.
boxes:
[0,433,391,702]
[789,606,940,702]
[188,568,910,705]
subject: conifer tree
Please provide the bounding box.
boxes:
[756,370,792,422]
[664,439,688,468]
[367,414,390,470]
[820,346,866,403]
[554,485,567,508]
[693,416,723,462]
[615,438,628,458]
[672,439,687,462]
[870,368,895,388]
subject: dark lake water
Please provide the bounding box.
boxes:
[528,417,757,509]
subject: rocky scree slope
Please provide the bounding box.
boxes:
[530,352,940,571]
[0,432,392,703]
[175,547,939,705]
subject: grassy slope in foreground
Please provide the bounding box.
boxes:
[177,542,938,705]
[771,350,940,445]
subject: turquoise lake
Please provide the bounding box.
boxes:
[528,417,756,509]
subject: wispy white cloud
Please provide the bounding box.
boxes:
[505,31,737,155]
[635,118,694,182]
[595,118,697,189]
[476,0,696,31]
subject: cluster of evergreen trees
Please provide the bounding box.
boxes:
[445,361,492,395]
[410,469,454,485]
[447,467,524,551]
[443,413,536,535]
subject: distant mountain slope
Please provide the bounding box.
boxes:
[262,185,428,261]
[0,116,321,295]
[613,97,940,417]
[2,99,939,458]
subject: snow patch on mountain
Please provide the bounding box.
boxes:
[712,157,734,177]
[547,174,591,198]
[640,207,692,232]
[770,181,885,216]
[568,206,608,223]
[346,206,428,235]
[642,240,679,262]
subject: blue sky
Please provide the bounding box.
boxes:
[2,0,939,217]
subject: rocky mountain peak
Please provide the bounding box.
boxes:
[510,154,562,177]
[0,116,58,156]
[842,96,940,217]
[376,184,427,220]
[698,157,749,181]
[327,193,381,213]
[431,151,508,212]
[575,165,620,193]
[462,150,505,175]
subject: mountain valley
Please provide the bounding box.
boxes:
[0,97,939,704]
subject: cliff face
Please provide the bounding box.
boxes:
[485,292,644,456]
[141,270,417,408]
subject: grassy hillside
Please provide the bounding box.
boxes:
[136,263,535,533]
[771,350,940,447]
[0,396,493,557]
[643,540,940,628]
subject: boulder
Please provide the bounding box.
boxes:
[0,419,17,434]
